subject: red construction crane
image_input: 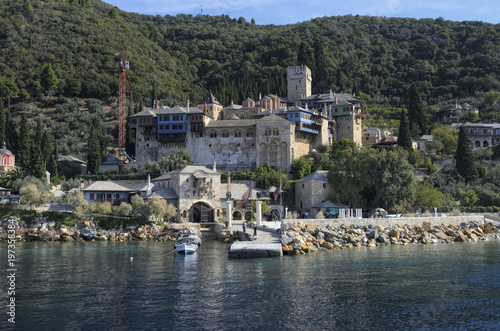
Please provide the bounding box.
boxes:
[114,49,133,149]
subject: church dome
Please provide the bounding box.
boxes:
[0,142,12,156]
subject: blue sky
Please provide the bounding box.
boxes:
[102,0,500,25]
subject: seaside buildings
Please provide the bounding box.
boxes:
[129,65,362,171]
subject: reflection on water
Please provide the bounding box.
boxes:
[1,241,499,330]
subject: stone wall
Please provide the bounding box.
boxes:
[295,180,332,211]
[284,215,485,228]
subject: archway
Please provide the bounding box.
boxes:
[190,201,214,223]
[483,141,489,147]
[232,210,242,220]
[244,211,253,221]
[475,140,481,148]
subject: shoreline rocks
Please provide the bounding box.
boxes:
[281,220,500,255]
[0,216,202,243]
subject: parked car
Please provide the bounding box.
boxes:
[368,208,387,218]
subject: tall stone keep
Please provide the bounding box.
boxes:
[287,65,312,104]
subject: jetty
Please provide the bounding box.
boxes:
[228,220,283,258]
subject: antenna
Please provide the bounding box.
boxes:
[200,4,203,15]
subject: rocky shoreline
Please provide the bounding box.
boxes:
[281,220,500,255]
[0,216,206,243]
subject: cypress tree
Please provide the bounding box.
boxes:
[398,109,415,164]
[28,141,45,179]
[23,0,34,13]
[125,120,135,158]
[408,84,427,139]
[455,126,478,184]
[48,142,59,178]
[41,130,52,163]
[5,112,17,154]
[40,63,58,93]
[87,118,101,175]
[35,118,43,146]
[18,112,30,169]
[0,100,5,142]
[398,109,413,150]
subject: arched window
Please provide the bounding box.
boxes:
[234,131,241,137]
[273,129,279,136]
[222,131,229,138]
[265,129,271,136]
[246,130,254,137]
[210,131,217,138]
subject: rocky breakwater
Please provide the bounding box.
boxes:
[0,216,201,243]
[281,220,500,255]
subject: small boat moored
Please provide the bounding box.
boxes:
[174,232,201,254]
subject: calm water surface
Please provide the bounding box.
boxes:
[1,240,499,330]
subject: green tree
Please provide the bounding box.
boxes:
[5,112,17,153]
[67,190,88,218]
[0,100,5,142]
[109,6,120,19]
[23,0,34,13]
[47,142,58,177]
[290,157,313,180]
[415,182,455,211]
[328,148,417,211]
[18,89,30,102]
[430,124,458,155]
[397,109,413,150]
[28,141,45,179]
[87,117,102,175]
[40,64,58,95]
[458,188,478,207]
[407,84,426,138]
[41,130,52,164]
[125,120,135,158]
[0,77,19,108]
[18,112,30,169]
[455,126,478,184]
[20,184,48,210]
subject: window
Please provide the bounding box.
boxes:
[172,124,177,130]
[323,183,326,188]
[222,131,229,138]
[210,132,216,138]
[165,125,170,130]
[160,125,164,130]
[247,130,254,137]
[173,115,179,121]
[273,129,279,136]
[179,124,183,130]
[90,193,94,201]
[235,131,241,137]
[265,129,271,136]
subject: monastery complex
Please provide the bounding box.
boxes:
[130,65,363,171]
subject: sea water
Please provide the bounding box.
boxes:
[1,240,499,330]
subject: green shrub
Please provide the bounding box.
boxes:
[93,216,151,230]
[41,211,77,227]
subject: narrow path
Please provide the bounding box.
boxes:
[228,220,282,258]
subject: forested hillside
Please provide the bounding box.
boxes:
[1,0,500,109]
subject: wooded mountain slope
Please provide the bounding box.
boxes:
[1,0,500,108]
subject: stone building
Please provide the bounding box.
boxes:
[287,65,312,103]
[295,171,333,212]
[455,122,500,148]
[0,142,15,174]
[131,101,330,172]
[330,101,363,146]
[152,165,222,223]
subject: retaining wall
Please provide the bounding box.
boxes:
[283,215,485,229]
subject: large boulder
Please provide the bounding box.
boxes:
[389,229,400,241]
[377,233,390,244]
[367,230,377,240]
[281,235,293,245]
[321,241,335,250]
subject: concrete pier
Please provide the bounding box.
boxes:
[228,221,283,258]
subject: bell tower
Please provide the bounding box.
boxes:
[287,65,312,104]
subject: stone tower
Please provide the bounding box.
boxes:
[287,65,312,104]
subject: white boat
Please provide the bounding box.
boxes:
[174,232,201,254]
